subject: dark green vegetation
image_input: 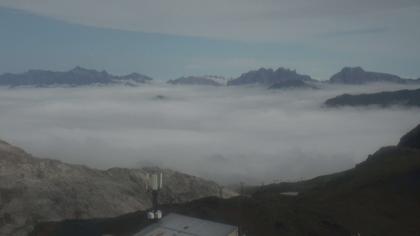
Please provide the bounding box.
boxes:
[325,88,420,107]
[31,124,420,236]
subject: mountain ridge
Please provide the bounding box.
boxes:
[0,66,153,87]
[328,67,415,84]
[324,88,420,107]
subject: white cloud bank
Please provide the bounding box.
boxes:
[0,84,419,184]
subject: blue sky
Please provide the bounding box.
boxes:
[0,1,419,80]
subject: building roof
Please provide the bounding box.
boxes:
[134,213,237,236]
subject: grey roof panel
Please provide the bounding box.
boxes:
[134,213,237,236]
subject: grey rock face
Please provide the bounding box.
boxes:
[0,140,233,235]
[0,67,153,87]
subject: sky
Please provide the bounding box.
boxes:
[0,1,419,80]
[1,84,419,184]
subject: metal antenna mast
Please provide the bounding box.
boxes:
[146,172,163,221]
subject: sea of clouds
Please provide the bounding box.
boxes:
[1,83,419,184]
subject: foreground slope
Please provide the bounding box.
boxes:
[0,140,232,236]
[32,124,420,236]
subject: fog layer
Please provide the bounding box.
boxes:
[1,84,419,184]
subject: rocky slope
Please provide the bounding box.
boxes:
[32,124,420,236]
[227,67,313,87]
[0,140,233,236]
[324,88,420,107]
[329,67,415,84]
[0,67,153,87]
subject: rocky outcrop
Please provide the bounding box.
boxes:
[227,67,313,86]
[0,66,153,87]
[0,140,233,236]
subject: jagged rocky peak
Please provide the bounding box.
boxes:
[227,67,313,86]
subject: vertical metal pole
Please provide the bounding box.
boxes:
[152,190,158,212]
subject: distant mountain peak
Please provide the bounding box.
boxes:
[329,67,409,84]
[228,66,313,86]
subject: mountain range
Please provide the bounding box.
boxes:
[0,140,234,236]
[0,66,419,88]
[171,67,419,87]
[0,67,153,87]
[29,124,420,236]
